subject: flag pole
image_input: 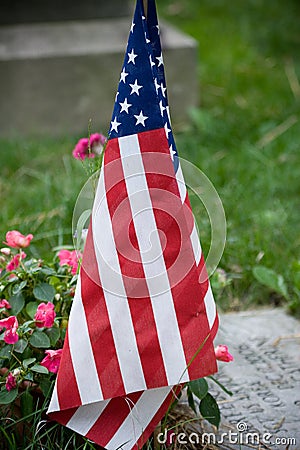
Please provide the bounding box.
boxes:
[143,0,148,17]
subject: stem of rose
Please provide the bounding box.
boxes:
[11,349,22,365]
[19,248,26,272]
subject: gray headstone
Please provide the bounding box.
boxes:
[0,0,132,24]
[0,19,198,137]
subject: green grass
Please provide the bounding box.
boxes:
[159,0,300,311]
[0,137,88,258]
[0,0,300,313]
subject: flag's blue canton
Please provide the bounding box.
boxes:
[108,0,179,173]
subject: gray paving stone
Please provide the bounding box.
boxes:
[210,308,300,449]
[0,18,198,137]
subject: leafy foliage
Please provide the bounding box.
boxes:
[253,266,289,300]
[0,240,80,448]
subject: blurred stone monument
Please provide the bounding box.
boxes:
[0,0,198,137]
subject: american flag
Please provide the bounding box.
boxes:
[48,0,218,448]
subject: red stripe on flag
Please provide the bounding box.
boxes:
[104,137,169,389]
[81,227,125,399]
[56,330,81,410]
[85,392,143,446]
[49,407,79,427]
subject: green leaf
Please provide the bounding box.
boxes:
[199,393,221,428]
[26,301,39,319]
[20,390,34,418]
[0,388,18,404]
[39,378,53,398]
[23,358,36,368]
[9,292,25,315]
[30,364,49,374]
[45,327,60,346]
[253,266,289,300]
[23,372,33,382]
[0,345,12,360]
[208,375,233,396]
[49,276,60,287]
[188,378,209,400]
[14,339,28,354]
[33,283,55,302]
[29,331,50,348]
[12,280,27,295]
[187,387,197,414]
[39,267,56,276]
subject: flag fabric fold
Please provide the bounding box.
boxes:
[48,0,219,448]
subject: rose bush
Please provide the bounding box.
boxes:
[0,231,80,415]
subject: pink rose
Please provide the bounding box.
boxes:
[0,299,11,309]
[0,247,11,256]
[72,134,106,160]
[34,302,56,328]
[90,133,106,155]
[5,372,17,391]
[6,252,26,271]
[215,344,234,362]
[40,349,63,374]
[5,230,33,248]
[0,316,19,344]
[72,138,94,160]
[58,249,82,275]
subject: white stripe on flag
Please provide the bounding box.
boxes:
[106,386,173,450]
[204,284,217,329]
[66,399,110,436]
[118,135,189,385]
[47,381,59,412]
[92,169,147,393]
[68,277,104,404]
[175,164,187,203]
[190,223,202,265]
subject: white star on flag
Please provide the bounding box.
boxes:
[159,100,166,116]
[134,110,148,126]
[130,22,135,33]
[129,79,143,95]
[161,83,167,98]
[110,117,121,132]
[149,55,155,67]
[128,49,138,64]
[164,122,171,138]
[119,98,132,114]
[154,78,160,93]
[166,105,171,122]
[120,68,128,83]
[156,53,164,67]
[169,144,177,161]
